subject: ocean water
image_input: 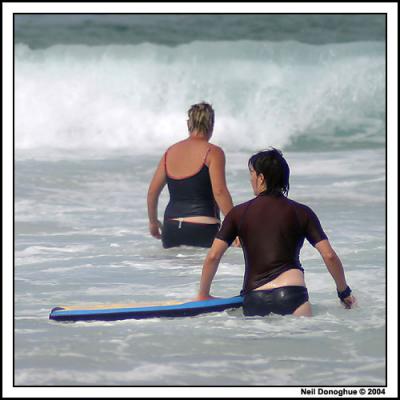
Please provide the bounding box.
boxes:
[14,14,386,387]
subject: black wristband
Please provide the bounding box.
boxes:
[337,285,352,301]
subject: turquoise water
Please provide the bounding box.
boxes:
[15,14,385,48]
[13,14,386,387]
[15,40,385,153]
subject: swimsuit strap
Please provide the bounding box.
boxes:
[203,147,212,165]
[165,146,211,175]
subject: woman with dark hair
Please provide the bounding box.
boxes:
[147,102,235,248]
[196,148,356,317]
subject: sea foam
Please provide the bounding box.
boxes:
[15,40,385,156]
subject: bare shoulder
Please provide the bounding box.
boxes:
[208,144,225,159]
[209,143,224,153]
[168,139,188,151]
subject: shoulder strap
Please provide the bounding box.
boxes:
[203,147,212,165]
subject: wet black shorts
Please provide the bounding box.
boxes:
[162,219,220,249]
[243,286,309,316]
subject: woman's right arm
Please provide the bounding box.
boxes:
[315,239,357,308]
[196,239,229,300]
[147,154,167,239]
[208,146,234,217]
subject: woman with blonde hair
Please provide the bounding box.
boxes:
[147,102,235,248]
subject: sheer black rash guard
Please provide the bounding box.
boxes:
[215,192,328,295]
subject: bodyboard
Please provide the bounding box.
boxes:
[49,296,244,322]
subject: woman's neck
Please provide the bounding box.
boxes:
[188,131,210,141]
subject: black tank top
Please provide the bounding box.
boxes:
[164,148,220,220]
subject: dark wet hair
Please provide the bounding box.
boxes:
[248,148,290,196]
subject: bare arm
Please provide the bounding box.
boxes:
[315,239,356,308]
[196,239,229,300]
[208,147,234,217]
[147,155,167,239]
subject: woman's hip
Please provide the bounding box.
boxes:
[243,286,309,317]
[162,218,220,248]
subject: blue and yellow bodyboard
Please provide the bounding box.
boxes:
[49,296,244,322]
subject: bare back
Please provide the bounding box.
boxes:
[147,135,233,228]
[165,139,213,178]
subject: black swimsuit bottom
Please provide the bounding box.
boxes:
[162,219,220,249]
[243,286,309,316]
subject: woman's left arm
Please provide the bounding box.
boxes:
[315,239,357,309]
[196,239,229,300]
[147,155,167,239]
[208,146,234,216]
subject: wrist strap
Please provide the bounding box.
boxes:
[337,285,352,301]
